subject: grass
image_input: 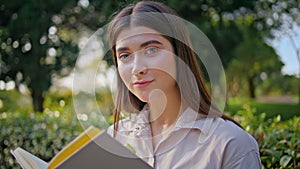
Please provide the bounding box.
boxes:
[225,98,300,121]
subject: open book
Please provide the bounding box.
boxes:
[11,126,152,169]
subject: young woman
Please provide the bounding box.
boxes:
[106,1,261,168]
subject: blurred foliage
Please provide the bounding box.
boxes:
[0,89,32,112]
[226,97,300,120]
[0,101,299,168]
[232,104,300,169]
[226,21,284,99]
[1,0,299,112]
[0,0,79,112]
[227,73,299,99]
[0,110,83,169]
[0,88,115,168]
[259,74,299,96]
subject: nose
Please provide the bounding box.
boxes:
[131,52,148,76]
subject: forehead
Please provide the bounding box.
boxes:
[116,26,165,46]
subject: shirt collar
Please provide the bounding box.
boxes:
[173,107,205,130]
[123,105,220,146]
[128,105,208,132]
[129,104,150,124]
[172,108,221,144]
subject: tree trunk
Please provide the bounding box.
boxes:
[248,76,256,99]
[31,89,44,112]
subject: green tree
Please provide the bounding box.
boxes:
[0,0,79,112]
[260,74,299,97]
[1,0,299,112]
[227,23,283,98]
[254,0,300,103]
[167,0,255,69]
[0,0,125,112]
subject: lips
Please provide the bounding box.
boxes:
[133,80,153,88]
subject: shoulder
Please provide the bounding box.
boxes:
[211,117,259,152]
[211,118,261,168]
[214,118,253,139]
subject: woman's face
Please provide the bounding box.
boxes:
[115,26,177,102]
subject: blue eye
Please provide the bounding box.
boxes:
[145,47,158,55]
[119,53,131,61]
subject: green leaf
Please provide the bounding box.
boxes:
[263,149,281,159]
[280,155,292,167]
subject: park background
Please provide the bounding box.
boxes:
[0,0,299,168]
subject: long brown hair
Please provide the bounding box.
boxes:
[107,1,240,135]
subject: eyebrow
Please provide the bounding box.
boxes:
[140,40,163,48]
[116,40,163,53]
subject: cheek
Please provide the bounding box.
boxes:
[118,66,131,87]
[152,53,176,80]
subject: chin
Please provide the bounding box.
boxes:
[136,95,150,103]
[138,97,149,103]
[133,91,150,103]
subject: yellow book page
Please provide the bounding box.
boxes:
[47,126,100,169]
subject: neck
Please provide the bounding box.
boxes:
[148,87,182,130]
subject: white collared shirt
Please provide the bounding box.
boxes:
[107,107,262,169]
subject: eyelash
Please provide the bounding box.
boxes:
[118,53,131,61]
[144,47,158,55]
[118,47,159,61]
